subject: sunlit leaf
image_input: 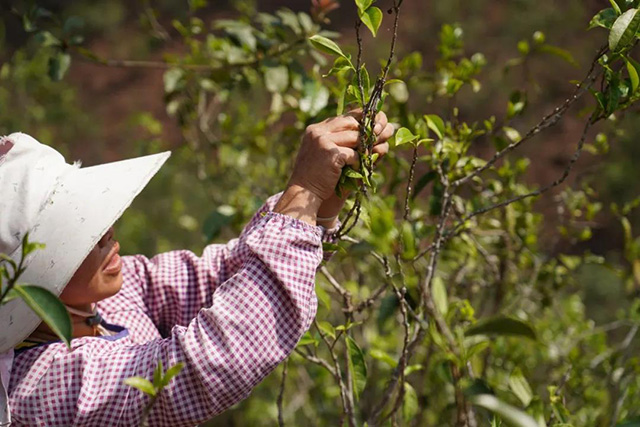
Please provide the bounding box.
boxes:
[309,35,349,59]
[360,7,383,37]
[317,320,336,339]
[424,114,445,140]
[465,316,537,340]
[470,394,538,427]
[162,362,184,387]
[370,348,398,368]
[264,65,289,93]
[346,335,367,400]
[509,368,533,407]
[123,377,156,397]
[589,8,618,30]
[609,8,640,52]
[432,277,449,315]
[48,52,71,81]
[13,285,72,348]
[627,59,640,93]
[355,0,373,14]
[297,331,318,347]
[153,360,164,387]
[402,382,419,423]
[394,127,419,147]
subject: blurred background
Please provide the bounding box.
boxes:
[1,0,639,425]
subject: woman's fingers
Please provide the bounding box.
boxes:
[372,142,389,157]
[329,122,394,149]
[337,146,359,167]
[320,114,360,132]
[373,111,388,135]
[329,131,361,148]
[376,123,395,145]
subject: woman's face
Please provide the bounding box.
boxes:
[59,226,123,306]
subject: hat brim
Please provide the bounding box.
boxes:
[0,151,170,352]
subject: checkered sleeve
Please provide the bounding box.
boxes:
[9,211,323,426]
[122,192,338,334]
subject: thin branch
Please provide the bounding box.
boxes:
[71,37,306,72]
[320,266,350,301]
[314,319,356,427]
[294,350,337,378]
[277,359,289,427]
[452,45,607,189]
[404,145,419,221]
[451,114,598,234]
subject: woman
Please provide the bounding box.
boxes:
[0,111,393,426]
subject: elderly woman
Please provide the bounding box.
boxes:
[0,111,393,426]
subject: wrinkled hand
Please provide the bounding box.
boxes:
[290,110,393,199]
[275,110,394,226]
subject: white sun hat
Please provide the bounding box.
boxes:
[0,132,170,351]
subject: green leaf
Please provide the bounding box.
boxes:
[369,348,398,368]
[317,320,336,339]
[504,127,522,143]
[394,127,419,147]
[355,0,373,14]
[360,7,383,37]
[344,167,364,179]
[509,368,533,407]
[48,52,71,81]
[297,331,318,347]
[162,362,184,387]
[153,360,164,387]
[322,242,346,254]
[164,68,184,93]
[617,417,640,427]
[609,8,640,52]
[538,45,579,67]
[309,35,348,59]
[264,65,289,93]
[13,285,72,348]
[424,114,445,140]
[589,8,618,30]
[123,377,156,397]
[432,277,449,316]
[465,316,537,340]
[627,59,640,93]
[300,79,330,116]
[402,382,419,423]
[346,335,367,401]
[387,80,409,103]
[610,0,622,15]
[470,394,538,427]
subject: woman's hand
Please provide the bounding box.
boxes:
[274,110,394,226]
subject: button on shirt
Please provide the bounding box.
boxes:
[7,194,337,426]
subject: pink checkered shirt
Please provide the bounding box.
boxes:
[8,194,336,426]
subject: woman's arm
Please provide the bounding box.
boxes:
[9,210,322,426]
[107,190,338,335]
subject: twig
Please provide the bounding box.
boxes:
[452,45,607,189]
[451,114,598,234]
[320,266,351,301]
[314,319,356,427]
[277,359,289,427]
[294,349,337,378]
[404,145,419,220]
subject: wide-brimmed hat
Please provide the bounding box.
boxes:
[0,132,170,352]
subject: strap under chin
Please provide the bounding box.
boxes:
[85,312,103,327]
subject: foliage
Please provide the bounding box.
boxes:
[2,0,640,426]
[0,234,72,347]
[124,360,185,427]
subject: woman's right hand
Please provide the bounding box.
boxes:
[274,110,394,226]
